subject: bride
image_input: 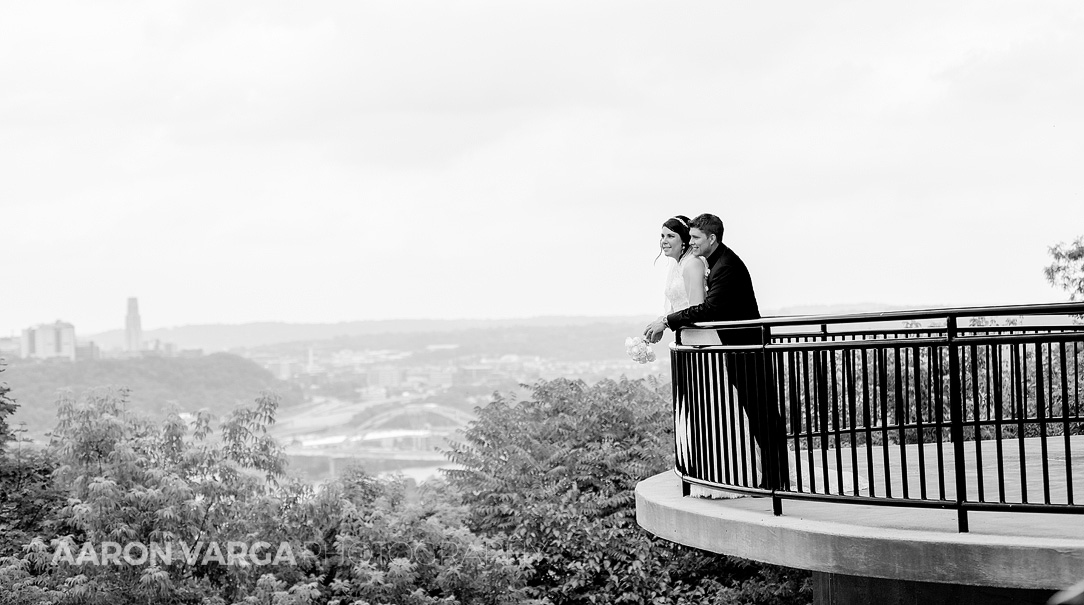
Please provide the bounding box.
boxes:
[658,215,753,497]
[658,216,721,346]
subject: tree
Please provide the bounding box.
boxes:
[445,377,811,604]
[293,469,540,605]
[0,363,65,560]
[0,362,16,452]
[1045,236,1084,301]
[1,388,293,604]
[1,385,541,605]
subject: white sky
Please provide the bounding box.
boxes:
[3,1,1082,336]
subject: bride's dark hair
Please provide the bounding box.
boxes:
[654,215,693,263]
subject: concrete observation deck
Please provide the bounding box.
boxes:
[637,470,1084,592]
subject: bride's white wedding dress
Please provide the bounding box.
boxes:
[664,254,721,346]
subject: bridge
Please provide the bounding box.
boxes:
[352,403,475,432]
[279,400,475,480]
[636,302,1084,604]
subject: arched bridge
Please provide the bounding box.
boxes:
[354,403,475,432]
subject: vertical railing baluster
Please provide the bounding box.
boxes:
[913,346,928,500]
[1036,342,1050,504]
[706,350,717,484]
[788,350,804,493]
[861,349,875,497]
[710,349,724,485]
[879,348,892,498]
[673,348,686,494]
[1013,343,1029,503]
[817,350,831,495]
[994,343,1007,503]
[722,351,736,486]
[948,316,968,532]
[695,347,708,485]
[1061,342,1073,505]
[845,349,860,495]
[804,349,816,494]
[895,346,909,499]
[786,350,801,493]
[970,343,985,503]
[934,344,947,501]
[829,350,842,493]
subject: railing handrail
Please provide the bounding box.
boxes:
[683,301,1084,332]
[670,301,1084,532]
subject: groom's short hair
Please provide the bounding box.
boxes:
[691,214,724,241]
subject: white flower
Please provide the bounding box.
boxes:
[624,335,657,364]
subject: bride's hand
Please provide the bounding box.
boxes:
[644,317,667,344]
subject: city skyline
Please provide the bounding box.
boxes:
[4,1,1082,336]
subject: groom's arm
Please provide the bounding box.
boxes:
[666,264,733,329]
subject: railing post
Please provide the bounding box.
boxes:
[762,324,785,515]
[672,342,686,493]
[947,315,969,532]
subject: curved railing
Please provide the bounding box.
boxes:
[671,302,1084,531]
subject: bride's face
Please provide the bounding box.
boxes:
[660,227,683,259]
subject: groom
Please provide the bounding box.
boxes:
[643,213,789,490]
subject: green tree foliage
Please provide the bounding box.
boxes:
[291,470,539,605]
[0,446,63,558]
[0,361,16,450]
[1046,236,1084,301]
[3,388,294,604]
[445,377,812,604]
[1,363,67,561]
[2,374,811,604]
[0,387,539,605]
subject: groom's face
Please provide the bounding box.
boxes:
[689,227,716,257]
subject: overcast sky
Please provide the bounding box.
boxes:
[3,1,1082,337]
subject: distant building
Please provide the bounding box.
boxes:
[359,385,388,401]
[306,348,320,374]
[457,365,493,384]
[0,335,20,359]
[125,297,142,353]
[428,369,455,388]
[21,321,77,361]
[368,365,402,388]
[75,341,100,361]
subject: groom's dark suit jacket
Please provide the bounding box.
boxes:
[665,243,761,345]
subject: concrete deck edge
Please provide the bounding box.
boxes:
[635,471,1084,590]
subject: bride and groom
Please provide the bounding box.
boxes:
[643,213,789,491]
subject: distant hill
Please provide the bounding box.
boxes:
[82,306,940,352]
[84,316,657,352]
[256,321,662,363]
[3,353,303,441]
[766,303,940,317]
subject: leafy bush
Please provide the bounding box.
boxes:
[0,388,539,605]
[445,377,811,604]
[1,373,810,605]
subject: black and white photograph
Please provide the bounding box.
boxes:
[3,2,1084,604]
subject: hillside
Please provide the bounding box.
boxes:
[80,305,943,353]
[246,321,662,364]
[2,353,303,441]
[84,316,656,352]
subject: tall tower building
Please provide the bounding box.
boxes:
[125,297,142,353]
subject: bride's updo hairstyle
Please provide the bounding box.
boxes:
[655,215,693,263]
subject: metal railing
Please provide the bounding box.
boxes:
[671,302,1084,531]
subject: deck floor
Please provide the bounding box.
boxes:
[779,434,1084,506]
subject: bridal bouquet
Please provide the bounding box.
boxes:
[624,336,657,364]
